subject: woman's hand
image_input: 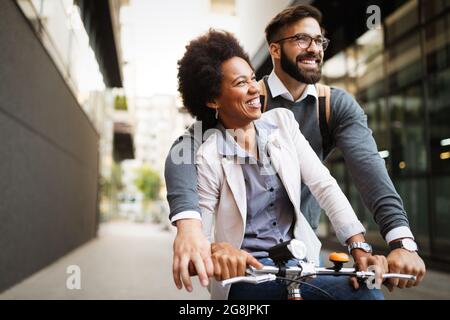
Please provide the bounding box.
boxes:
[350,252,389,290]
[211,242,263,281]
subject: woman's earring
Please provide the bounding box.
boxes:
[215,108,219,119]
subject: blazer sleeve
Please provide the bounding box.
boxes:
[279,109,366,245]
[195,146,221,242]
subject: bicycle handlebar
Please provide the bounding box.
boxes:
[221,263,417,287]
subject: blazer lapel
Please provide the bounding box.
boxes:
[266,135,300,205]
[221,157,247,224]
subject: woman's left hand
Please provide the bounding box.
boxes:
[350,253,389,290]
[211,242,263,281]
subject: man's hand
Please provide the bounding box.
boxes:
[172,219,213,292]
[385,249,426,291]
[211,242,263,281]
[350,250,388,290]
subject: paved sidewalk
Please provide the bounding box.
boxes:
[0,220,449,300]
[0,221,209,300]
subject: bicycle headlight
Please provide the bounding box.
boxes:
[268,239,307,263]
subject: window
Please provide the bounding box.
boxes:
[427,65,450,258]
[385,0,419,45]
[390,85,427,176]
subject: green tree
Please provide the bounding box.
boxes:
[134,165,161,218]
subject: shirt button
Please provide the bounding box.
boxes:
[269,187,274,192]
[272,221,277,226]
[269,203,274,207]
[279,238,283,243]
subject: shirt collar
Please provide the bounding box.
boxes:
[267,70,318,103]
[215,123,247,158]
[215,119,277,159]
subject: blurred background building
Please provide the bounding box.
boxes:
[0,0,133,292]
[0,0,449,295]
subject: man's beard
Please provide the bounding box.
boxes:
[280,47,323,84]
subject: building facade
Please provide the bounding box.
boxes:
[0,0,126,292]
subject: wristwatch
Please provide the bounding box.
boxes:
[389,238,418,252]
[347,242,373,254]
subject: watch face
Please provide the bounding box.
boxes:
[361,243,372,252]
[402,239,418,251]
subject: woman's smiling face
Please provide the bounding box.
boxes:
[210,57,261,129]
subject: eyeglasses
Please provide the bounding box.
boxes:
[275,33,330,51]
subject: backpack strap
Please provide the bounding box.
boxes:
[259,79,334,156]
[258,79,268,113]
[316,83,331,124]
[316,83,333,156]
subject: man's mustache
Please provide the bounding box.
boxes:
[296,54,322,62]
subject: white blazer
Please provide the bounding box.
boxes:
[196,108,365,300]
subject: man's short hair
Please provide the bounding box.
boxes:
[265,4,324,44]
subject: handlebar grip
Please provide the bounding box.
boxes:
[357,271,417,281]
[382,273,417,281]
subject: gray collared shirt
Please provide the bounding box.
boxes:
[216,120,295,258]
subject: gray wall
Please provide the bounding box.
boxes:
[0,1,99,292]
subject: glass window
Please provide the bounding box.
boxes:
[364,96,389,150]
[425,13,450,74]
[432,176,450,258]
[427,66,450,258]
[386,33,422,91]
[384,80,430,245]
[390,85,428,176]
[394,178,430,253]
[421,0,448,22]
[385,0,419,45]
